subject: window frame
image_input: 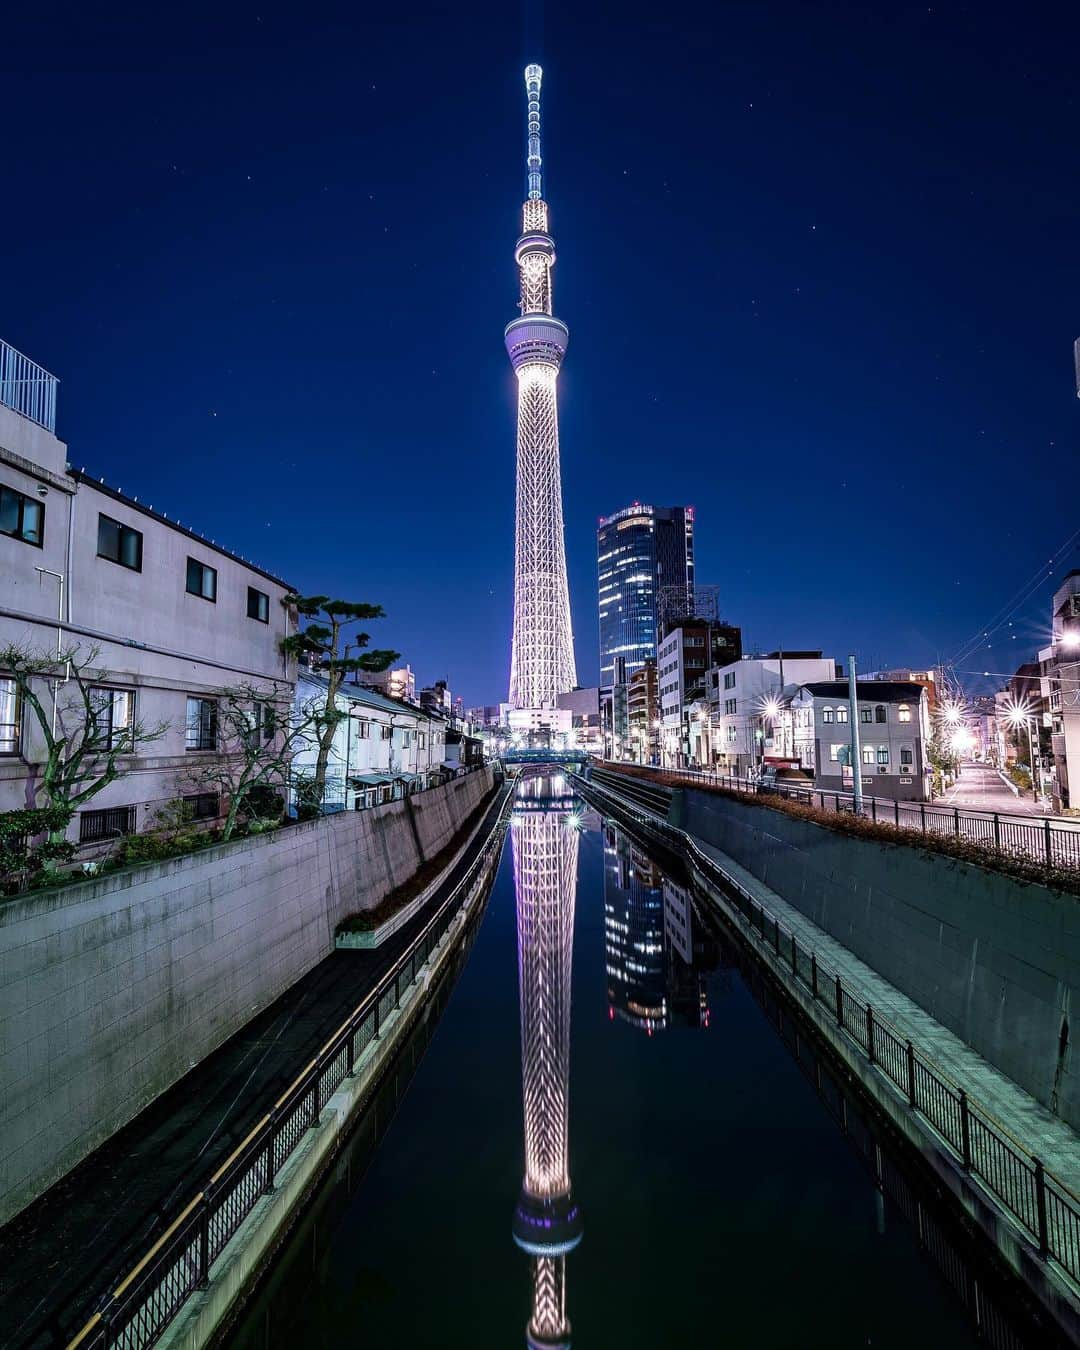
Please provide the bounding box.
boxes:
[97,513,143,572]
[79,804,137,844]
[861,745,875,765]
[875,704,887,724]
[89,685,136,752]
[247,586,270,623]
[0,482,44,547]
[182,792,220,822]
[898,703,912,724]
[0,676,22,755]
[822,706,834,724]
[860,708,873,724]
[185,695,218,751]
[185,557,218,603]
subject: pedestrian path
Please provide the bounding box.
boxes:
[0,785,509,1350]
[694,837,1080,1197]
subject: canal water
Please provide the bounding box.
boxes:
[225,774,1050,1349]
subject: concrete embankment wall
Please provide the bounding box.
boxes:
[0,767,493,1225]
[670,785,1080,1128]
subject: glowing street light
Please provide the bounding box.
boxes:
[1059,630,1080,652]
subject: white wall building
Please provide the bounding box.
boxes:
[790,680,930,801]
[1039,570,1080,810]
[293,670,448,811]
[0,343,296,846]
[703,654,837,776]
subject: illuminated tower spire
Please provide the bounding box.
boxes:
[506,64,577,719]
[511,775,583,1349]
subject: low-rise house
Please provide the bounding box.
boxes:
[703,653,837,777]
[1039,571,1080,809]
[293,670,448,811]
[0,339,295,847]
[790,680,930,801]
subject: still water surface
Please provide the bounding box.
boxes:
[226,776,1038,1348]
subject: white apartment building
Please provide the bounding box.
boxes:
[1039,570,1080,809]
[703,653,837,776]
[0,341,296,846]
[293,670,448,811]
[657,626,712,767]
[790,680,930,801]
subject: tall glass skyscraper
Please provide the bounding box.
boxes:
[596,504,694,686]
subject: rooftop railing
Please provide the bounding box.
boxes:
[0,337,58,432]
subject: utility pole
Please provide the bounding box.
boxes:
[848,653,863,813]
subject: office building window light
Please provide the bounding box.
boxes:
[186,558,217,602]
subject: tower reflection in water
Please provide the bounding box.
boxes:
[510,772,584,1349]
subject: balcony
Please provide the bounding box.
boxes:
[0,338,58,432]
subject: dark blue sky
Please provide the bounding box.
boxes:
[4,2,1078,703]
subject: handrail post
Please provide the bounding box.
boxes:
[791,931,798,976]
[811,952,818,998]
[920,802,926,832]
[373,997,381,1040]
[993,813,1001,849]
[905,1040,917,1107]
[197,1186,213,1289]
[773,918,780,955]
[866,1005,875,1064]
[346,1017,356,1077]
[263,1114,277,1194]
[1045,819,1053,867]
[311,1064,321,1129]
[954,807,961,836]
[959,1090,971,1169]
[894,798,899,826]
[835,975,844,1028]
[1034,1158,1050,1257]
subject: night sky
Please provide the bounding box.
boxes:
[4,2,1078,703]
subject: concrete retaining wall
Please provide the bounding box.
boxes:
[673,786,1080,1128]
[0,767,493,1224]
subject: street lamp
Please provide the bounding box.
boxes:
[1003,696,1040,800]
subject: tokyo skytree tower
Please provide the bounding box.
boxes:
[506,64,577,714]
[511,775,583,1348]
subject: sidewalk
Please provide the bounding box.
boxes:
[0,785,508,1350]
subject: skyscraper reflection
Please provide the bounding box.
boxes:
[511,772,584,1349]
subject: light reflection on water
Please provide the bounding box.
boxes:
[224,773,1053,1349]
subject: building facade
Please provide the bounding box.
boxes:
[702,653,837,776]
[627,661,659,764]
[597,504,694,688]
[657,623,746,768]
[0,345,296,846]
[790,680,930,801]
[1040,571,1080,809]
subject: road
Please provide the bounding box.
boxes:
[941,761,1050,818]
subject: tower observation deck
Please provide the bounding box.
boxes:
[507,64,577,728]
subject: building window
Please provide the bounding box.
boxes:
[829,744,842,761]
[89,687,135,751]
[900,745,913,766]
[726,727,737,744]
[724,672,736,690]
[355,718,371,739]
[0,483,44,547]
[418,732,426,749]
[182,792,220,822]
[877,746,890,765]
[836,706,848,723]
[97,514,143,571]
[186,558,217,602]
[79,805,136,843]
[860,708,872,724]
[822,707,834,724]
[862,745,875,765]
[247,587,270,623]
[249,702,275,745]
[724,698,737,715]
[0,677,21,754]
[381,724,393,741]
[875,705,887,723]
[186,696,218,750]
[898,703,911,723]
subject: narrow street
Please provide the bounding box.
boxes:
[941,761,1051,818]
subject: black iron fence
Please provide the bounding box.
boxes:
[601,761,1080,870]
[578,771,1080,1290]
[65,790,514,1350]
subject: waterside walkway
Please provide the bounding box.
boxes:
[0,785,510,1350]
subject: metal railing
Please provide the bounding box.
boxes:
[0,337,58,432]
[601,761,1080,870]
[65,789,513,1350]
[577,770,1080,1290]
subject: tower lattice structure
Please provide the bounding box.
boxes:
[506,65,577,713]
[511,773,583,1348]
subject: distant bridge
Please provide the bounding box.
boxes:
[501,749,589,766]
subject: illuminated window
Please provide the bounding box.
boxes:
[822,706,834,724]
[829,744,842,761]
[898,703,911,723]
[862,745,875,765]
[0,677,21,754]
[836,706,848,723]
